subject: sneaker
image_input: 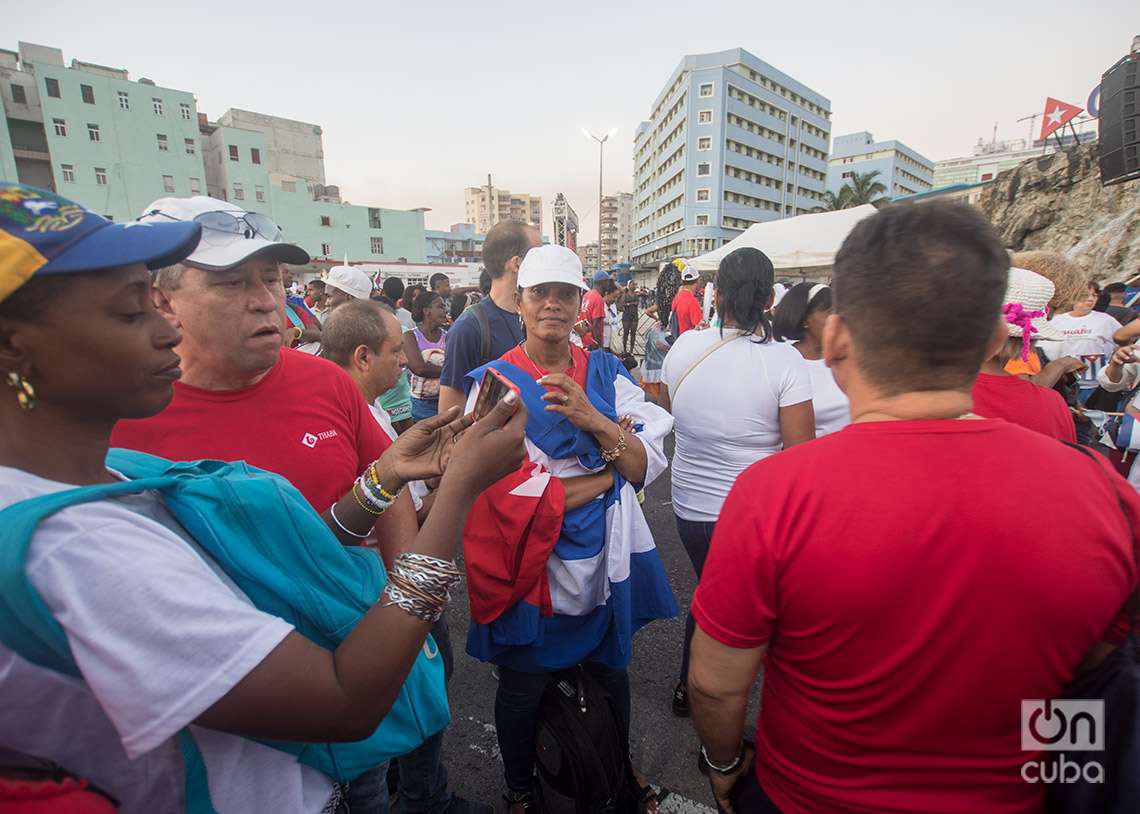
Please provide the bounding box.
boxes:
[671,680,689,718]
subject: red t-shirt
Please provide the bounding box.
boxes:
[671,288,703,335]
[112,348,389,512]
[972,372,1076,443]
[693,419,1138,814]
[578,289,605,346]
[501,343,590,390]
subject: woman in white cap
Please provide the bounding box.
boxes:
[773,282,850,437]
[460,244,675,813]
[971,267,1076,442]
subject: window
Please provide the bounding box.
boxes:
[10,84,27,104]
[184,138,196,155]
[697,137,711,151]
[61,164,75,183]
[87,123,101,142]
[368,208,382,229]
[156,134,168,152]
[228,145,239,162]
[371,236,384,254]
[233,182,244,201]
[696,214,709,226]
[163,175,175,194]
[152,97,163,116]
[696,162,711,177]
[52,118,67,137]
[699,82,714,98]
[981,172,994,181]
[255,185,265,202]
[282,180,297,193]
[190,177,201,194]
[81,84,95,104]
[698,110,713,125]
[117,91,129,110]
[250,148,261,165]
[696,188,710,202]
[321,243,332,256]
[320,215,332,227]
[45,77,60,98]
[94,167,107,185]
[180,102,192,120]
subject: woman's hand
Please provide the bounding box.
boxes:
[539,373,608,432]
[441,392,528,496]
[379,406,472,486]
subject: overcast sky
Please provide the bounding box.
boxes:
[10,0,1138,239]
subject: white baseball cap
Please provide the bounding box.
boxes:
[518,245,589,291]
[680,265,701,282]
[325,264,374,300]
[139,195,309,271]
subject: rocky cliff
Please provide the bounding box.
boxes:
[977,143,1140,282]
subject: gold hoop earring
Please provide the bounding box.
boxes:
[5,371,35,411]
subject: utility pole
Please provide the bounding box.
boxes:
[485,173,494,234]
[583,128,617,274]
[1017,113,1042,147]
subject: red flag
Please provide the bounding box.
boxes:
[1040,97,1083,141]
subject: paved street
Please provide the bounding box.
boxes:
[434,437,751,812]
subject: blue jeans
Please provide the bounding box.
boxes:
[345,618,454,813]
[676,515,717,685]
[411,397,439,422]
[494,663,631,794]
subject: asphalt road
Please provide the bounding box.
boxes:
[432,436,745,812]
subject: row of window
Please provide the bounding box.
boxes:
[726,112,786,145]
[316,238,385,257]
[227,144,262,164]
[727,84,786,123]
[58,163,200,195]
[734,65,831,120]
[34,76,193,121]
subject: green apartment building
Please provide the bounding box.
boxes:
[1,41,427,264]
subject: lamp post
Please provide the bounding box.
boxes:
[582,127,617,273]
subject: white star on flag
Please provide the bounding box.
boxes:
[1046,106,1066,127]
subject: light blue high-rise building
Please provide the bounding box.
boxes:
[827,132,934,200]
[631,48,832,267]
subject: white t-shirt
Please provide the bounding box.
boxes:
[661,328,812,521]
[396,307,416,334]
[0,466,335,814]
[1048,311,1122,390]
[803,357,850,437]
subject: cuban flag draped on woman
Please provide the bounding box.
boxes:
[462,350,677,672]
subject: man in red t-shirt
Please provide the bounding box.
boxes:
[687,202,1138,814]
[672,265,704,335]
[112,195,489,812]
[578,272,616,349]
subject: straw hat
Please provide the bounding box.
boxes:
[1003,267,1065,342]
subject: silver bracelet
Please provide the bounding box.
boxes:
[329,503,370,539]
[379,553,462,622]
[701,743,743,775]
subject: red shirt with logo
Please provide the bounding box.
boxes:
[692,419,1137,814]
[578,288,605,347]
[112,348,389,512]
[972,372,1076,443]
[671,288,703,335]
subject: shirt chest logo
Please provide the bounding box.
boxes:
[300,430,339,448]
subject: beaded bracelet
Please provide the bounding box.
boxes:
[351,482,384,516]
[600,424,627,463]
[368,461,401,502]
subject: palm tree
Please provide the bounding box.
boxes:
[812,170,889,212]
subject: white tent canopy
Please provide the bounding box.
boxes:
[686,205,878,274]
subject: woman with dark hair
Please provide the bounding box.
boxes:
[658,247,814,716]
[403,291,449,422]
[773,282,850,437]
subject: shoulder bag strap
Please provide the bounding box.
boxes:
[669,334,740,401]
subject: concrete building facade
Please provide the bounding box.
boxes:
[600,192,633,268]
[424,223,484,265]
[464,184,542,234]
[631,48,831,267]
[827,132,933,200]
[577,242,600,272]
[1,41,428,265]
[932,135,1094,188]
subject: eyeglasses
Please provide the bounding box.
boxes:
[143,209,285,246]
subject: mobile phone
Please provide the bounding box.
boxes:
[472,368,520,421]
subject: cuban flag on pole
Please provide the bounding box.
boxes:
[462,352,677,672]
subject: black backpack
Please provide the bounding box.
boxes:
[533,668,638,814]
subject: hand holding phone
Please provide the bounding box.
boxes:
[472,368,521,421]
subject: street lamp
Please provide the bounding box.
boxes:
[582,127,618,273]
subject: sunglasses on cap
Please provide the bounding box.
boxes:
[142,209,285,246]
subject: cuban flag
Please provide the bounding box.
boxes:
[462,352,677,672]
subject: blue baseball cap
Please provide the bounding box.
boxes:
[0,182,201,304]
[592,270,612,283]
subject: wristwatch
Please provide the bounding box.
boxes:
[700,743,743,775]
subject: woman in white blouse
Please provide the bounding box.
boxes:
[773,282,851,438]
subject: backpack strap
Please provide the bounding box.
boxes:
[471,299,492,364]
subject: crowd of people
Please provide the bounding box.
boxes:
[0,180,1137,814]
